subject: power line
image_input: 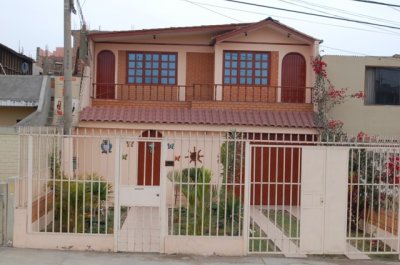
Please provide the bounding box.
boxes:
[321,44,400,60]
[190,1,400,36]
[392,6,400,13]
[283,0,400,27]
[320,45,369,56]
[183,0,242,22]
[280,0,400,34]
[224,0,400,30]
[352,0,400,8]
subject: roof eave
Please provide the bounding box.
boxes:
[89,23,250,41]
[215,17,319,44]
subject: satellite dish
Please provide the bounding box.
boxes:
[21,62,29,74]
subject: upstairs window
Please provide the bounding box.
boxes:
[365,67,400,105]
[223,51,269,85]
[127,52,177,85]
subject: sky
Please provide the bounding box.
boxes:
[1,0,400,59]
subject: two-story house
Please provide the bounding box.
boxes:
[80,17,319,134]
[77,17,320,219]
[14,18,322,254]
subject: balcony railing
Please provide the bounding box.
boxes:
[92,83,313,104]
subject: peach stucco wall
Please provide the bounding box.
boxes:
[214,26,317,88]
[94,42,214,90]
[92,25,318,94]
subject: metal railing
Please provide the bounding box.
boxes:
[16,128,400,256]
[92,83,313,104]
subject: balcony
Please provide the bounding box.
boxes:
[92,83,314,111]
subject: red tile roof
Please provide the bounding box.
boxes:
[215,17,318,44]
[89,17,319,43]
[80,107,316,129]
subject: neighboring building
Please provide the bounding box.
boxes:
[324,55,400,137]
[0,75,52,126]
[0,43,34,75]
[36,28,90,76]
[36,47,64,76]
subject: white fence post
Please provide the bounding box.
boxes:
[242,142,251,255]
[159,140,167,253]
[324,147,349,254]
[113,138,120,252]
[300,146,326,254]
[27,136,33,234]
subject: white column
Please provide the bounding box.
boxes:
[323,147,349,254]
[27,136,33,234]
[159,140,168,253]
[242,143,251,255]
[113,138,121,252]
[300,147,326,254]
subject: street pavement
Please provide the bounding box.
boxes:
[0,247,399,265]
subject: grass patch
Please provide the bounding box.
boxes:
[168,206,242,236]
[248,221,279,252]
[349,231,394,255]
[263,209,300,239]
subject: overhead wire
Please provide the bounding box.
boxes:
[279,0,400,34]
[224,0,400,30]
[183,0,243,22]
[391,6,400,13]
[188,1,400,37]
[352,0,400,8]
[184,0,400,56]
[320,45,370,56]
[291,0,400,26]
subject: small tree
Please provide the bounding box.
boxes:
[50,173,112,233]
[168,167,216,235]
[48,154,112,233]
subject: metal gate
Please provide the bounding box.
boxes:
[115,134,165,252]
[346,147,400,256]
[248,144,302,255]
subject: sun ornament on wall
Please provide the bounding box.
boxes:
[185,146,204,166]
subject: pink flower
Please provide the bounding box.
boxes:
[351,91,365,99]
[357,131,369,141]
[312,57,327,77]
[395,176,400,184]
[327,87,346,100]
[327,119,343,129]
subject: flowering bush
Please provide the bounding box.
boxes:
[383,155,400,184]
[311,56,327,77]
[348,149,400,231]
[312,56,364,140]
[327,87,347,102]
[351,91,365,99]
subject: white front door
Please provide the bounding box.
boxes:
[115,134,165,253]
[300,147,326,254]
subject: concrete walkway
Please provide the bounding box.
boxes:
[0,248,399,265]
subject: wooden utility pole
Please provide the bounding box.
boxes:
[63,0,73,134]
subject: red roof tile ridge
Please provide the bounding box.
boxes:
[79,106,316,129]
[89,22,251,39]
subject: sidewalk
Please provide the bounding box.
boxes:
[0,247,398,265]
